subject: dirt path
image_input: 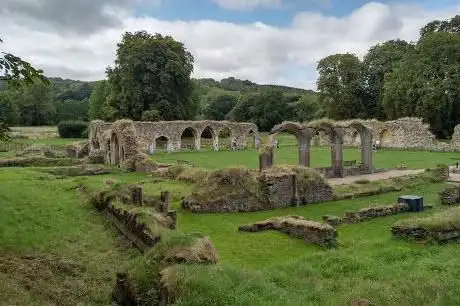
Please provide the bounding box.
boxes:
[328,169,424,186]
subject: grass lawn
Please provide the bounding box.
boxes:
[151,146,460,170]
[0,168,139,305]
[172,182,460,305]
[2,134,460,305]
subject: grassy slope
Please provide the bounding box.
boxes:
[0,168,139,305]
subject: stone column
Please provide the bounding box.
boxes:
[361,130,373,174]
[259,146,274,171]
[330,129,344,177]
[299,130,312,167]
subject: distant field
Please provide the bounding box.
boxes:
[8,126,59,139]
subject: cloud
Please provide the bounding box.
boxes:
[210,0,283,10]
[0,0,151,34]
[1,1,458,89]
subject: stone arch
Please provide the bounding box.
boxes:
[217,125,234,150]
[344,122,373,174]
[270,121,306,166]
[379,129,393,147]
[199,126,217,151]
[307,122,344,177]
[246,129,260,149]
[110,132,121,165]
[179,126,199,151]
[151,135,171,154]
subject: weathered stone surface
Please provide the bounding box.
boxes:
[391,226,460,243]
[182,167,333,213]
[439,185,460,205]
[315,117,460,152]
[239,215,337,248]
[87,149,105,164]
[344,203,410,223]
[66,140,89,158]
[322,215,342,226]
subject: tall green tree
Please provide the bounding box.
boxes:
[88,80,108,120]
[106,31,197,121]
[420,15,460,38]
[203,92,238,120]
[383,31,460,138]
[0,37,48,141]
[362,40,415,119]
[11,83,56,126]
[317,53,366,120]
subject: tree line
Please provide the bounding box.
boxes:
[317,15,460,139]
[1,15,459,137]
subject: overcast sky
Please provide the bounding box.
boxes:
[1,0,459,89]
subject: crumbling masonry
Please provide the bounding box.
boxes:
[88,119,260,167]
[270,119,374,177]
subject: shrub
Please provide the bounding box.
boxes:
[57,120,88,138]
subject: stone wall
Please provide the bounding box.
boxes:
[89,119,261,167]
[343,203,411,223]
[239,215,337,248]
[182,166,334,213]
[311,117,460,151]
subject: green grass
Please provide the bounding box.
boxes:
[3,137,460,305]
[151,134,460,170]
[166,182,460,305]
[0,168,139,305]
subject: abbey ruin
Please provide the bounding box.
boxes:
[88,119,260,168]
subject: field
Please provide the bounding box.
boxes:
[152,133,460,170]
[1,130,460,305]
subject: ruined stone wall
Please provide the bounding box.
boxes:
[239,215,337,248]
[89,120,260,162]
[310,117,460,151]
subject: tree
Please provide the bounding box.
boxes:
[203,92,238,120]
[317,53,367,120]
[362,40,415,119]
[12,82,56,126]
[106,31,197,121]
[291,94,323,122]
[88,80,108,120]
[420,15,460,38]
[0,37,49,141]
[383,31,460,138]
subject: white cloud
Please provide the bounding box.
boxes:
[210,0,283,10]
[1,1,458,89]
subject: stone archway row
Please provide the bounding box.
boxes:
[269,119,374,178]
[89,120,261,157]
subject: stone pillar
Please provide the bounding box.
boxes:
[259,146,274,171]
[361,130,373,174]
[130,185,143,205]
[159,191,170,213]
[330,129,344,178]
[166,210,177,229]
[298,132,311,167]
[254,136,261,149]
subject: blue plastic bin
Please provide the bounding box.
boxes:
[398,195,424,212]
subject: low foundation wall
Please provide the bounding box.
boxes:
[343,203,410,223]
[239,215,337,248]
[391,226,460,243]
[105,205,161,252]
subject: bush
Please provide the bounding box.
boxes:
[57,120,88,138]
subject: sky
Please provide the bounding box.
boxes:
[1,0,459,89]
